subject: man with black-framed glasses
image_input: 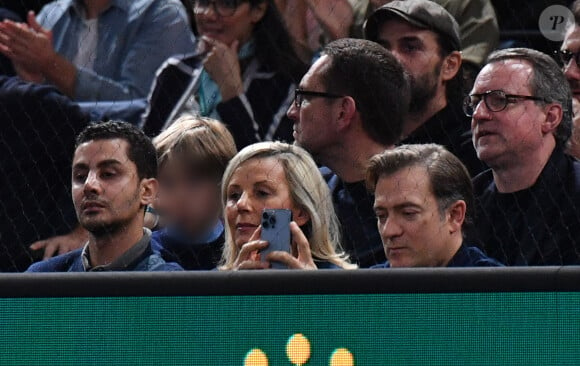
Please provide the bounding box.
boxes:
[466,47,580,266]
[286,38,410,267]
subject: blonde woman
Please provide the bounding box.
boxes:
[219,141,355,270]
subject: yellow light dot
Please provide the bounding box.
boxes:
[329,348,354,366]
[244,348,269,366]
[286,333,311,365]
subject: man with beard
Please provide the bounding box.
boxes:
[352,0,499,90]
[27,122,182,272]
[364,0,485,176]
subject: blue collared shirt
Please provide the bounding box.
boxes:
[37,0,195,101]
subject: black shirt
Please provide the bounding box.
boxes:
[401,102,486,177]
[322,167,385,268]
[471,146,580,266]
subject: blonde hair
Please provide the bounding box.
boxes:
[220,141,356,269]
[153,114,237,180]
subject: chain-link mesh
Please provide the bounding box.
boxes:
[0,0,578,271]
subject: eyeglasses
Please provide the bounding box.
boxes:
[294,89,345,108]
[193,0,243,17]
[463,90,546,117]
[555,49,580,68]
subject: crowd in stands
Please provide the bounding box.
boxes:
[0,0,578,272]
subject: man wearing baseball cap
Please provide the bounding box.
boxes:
[365,0,485,176]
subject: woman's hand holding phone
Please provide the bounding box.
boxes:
[233,223,317,270]
[265,222,317,270]
[232,227,270,270]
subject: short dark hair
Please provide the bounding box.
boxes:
[320,38,410,146]
[366,144,474,227]
[75,121,157,180]
[486,48,573,146]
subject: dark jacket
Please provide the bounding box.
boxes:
[0,76,90,272]
[371,244,503,268]
[470,146,580,266]
[401,102,486,177]
[151,226,224,271]
[141,52,296,150]
[27,231,183,272]
[322,167,386,268]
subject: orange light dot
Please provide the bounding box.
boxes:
[329,348,354,366]
[286,333,311,365]
[244,348,269,366]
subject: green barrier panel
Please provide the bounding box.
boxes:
[0,292,578,365]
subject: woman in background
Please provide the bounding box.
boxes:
[143,0,306,150]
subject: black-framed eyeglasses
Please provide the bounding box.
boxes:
[555,49,580,68]
[294,89,345,108]
[193,0,244,17]
[463,90,547,117]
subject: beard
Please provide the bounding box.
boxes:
[78,190,142,238]
[81,217,130,238]
[408,62,442,114]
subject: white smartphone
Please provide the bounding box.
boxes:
[260,209,292,269]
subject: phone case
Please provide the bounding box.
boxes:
[260,209,292,269]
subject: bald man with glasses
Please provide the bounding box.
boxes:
[465,47,580,266]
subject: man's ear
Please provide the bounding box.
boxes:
[446,200,466,235]
[336,96,357,131]
[542,103,563,136]
[441,51,462,82]
[140,178,159,207]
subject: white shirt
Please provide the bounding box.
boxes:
[72,16,99,70]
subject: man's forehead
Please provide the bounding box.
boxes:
[73,138,130,164]
[473,60,533,92]
[563,23,580,49]
[374,167,432,205]
[300,55,331,87]
[377,18,436,40]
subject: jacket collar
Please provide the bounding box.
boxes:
[81,228,152,271]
